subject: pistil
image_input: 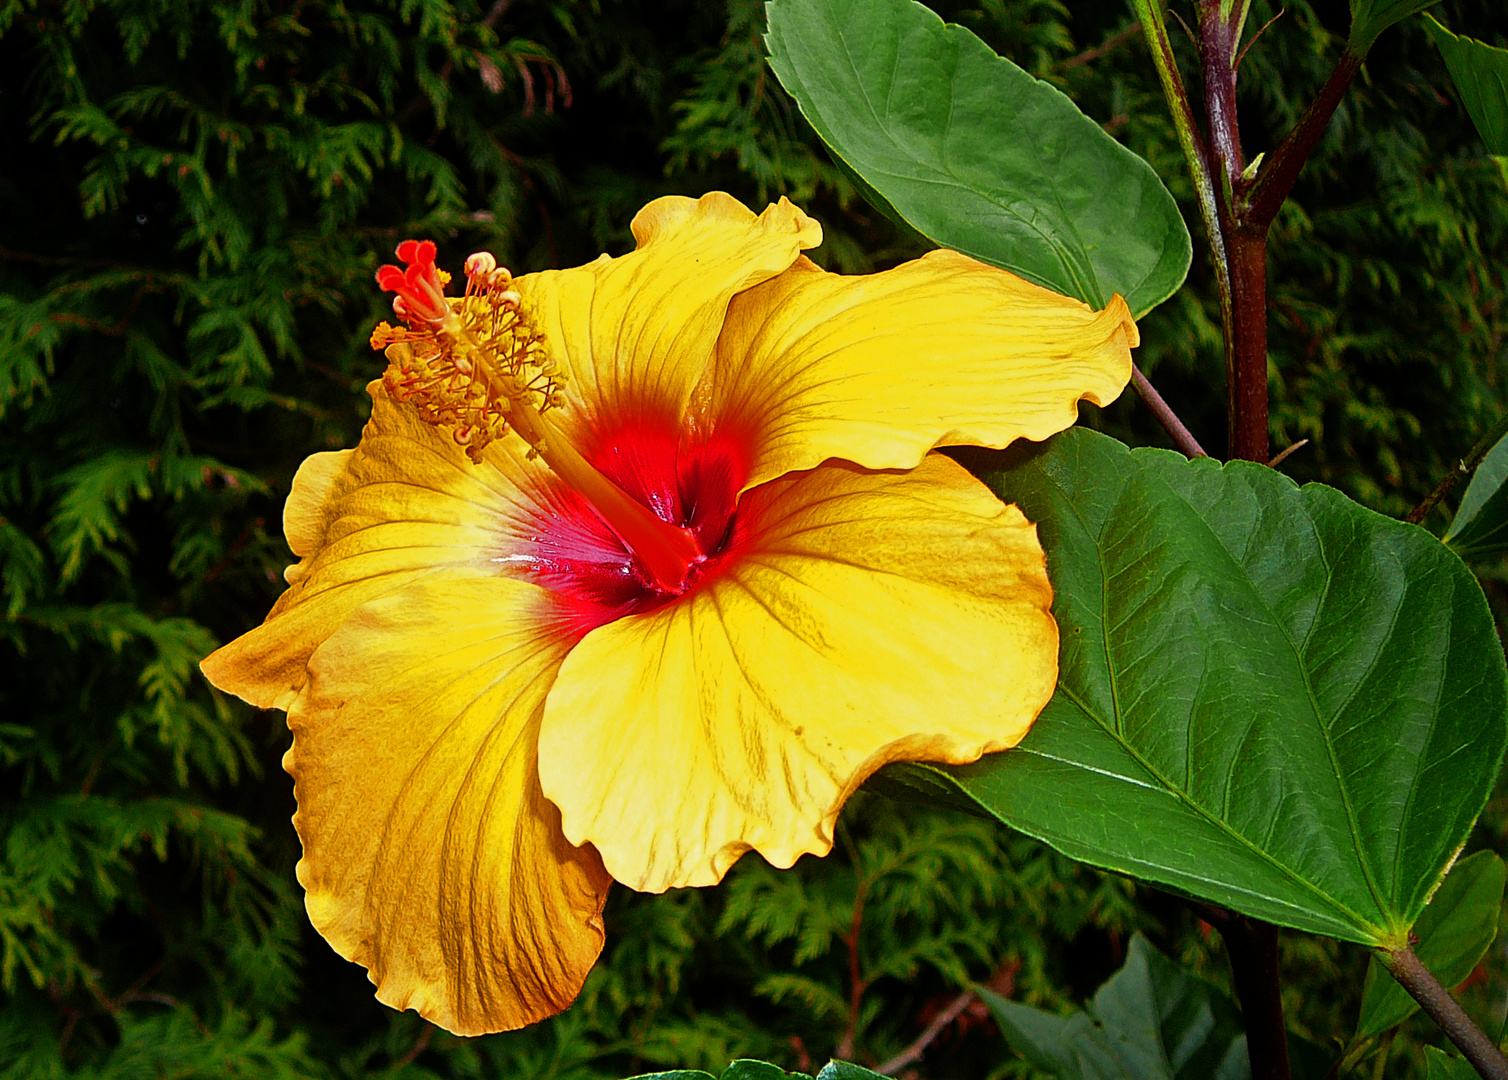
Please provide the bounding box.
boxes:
[450,332,702,591]
[375,243,704,594]
[516,405,704,593]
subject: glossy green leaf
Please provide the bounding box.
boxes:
[1444,429,1508,559]
[1425,1046,1482,1080]
[814,1065,885,1080]
[764,0,1191,317]
[891,430,1508,946]
[1356,850,1506,1037]
[981,934,1331,1080]
[1350,0,1443,52]
[630,1063,817,1080]
[724,1064,810,1080]
[1424,15,1508,155]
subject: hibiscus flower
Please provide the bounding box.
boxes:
[201,192,1136,1035]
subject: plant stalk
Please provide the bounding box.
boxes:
[1132,363,1208,458]
[1220,914,1293,1080]
[1134,0,1248,460]
[1380,946,1508,1080]
[876,989,976,1074]
[1243,50,1365,229]
[1185,9,1286,1069]
[1406,408,1508,525]
[1198,0,1273,462]
[1145,3,1371,462]
[1198,4,1246,182]
[1223,227,1269,462]
[1131,0,1225,275]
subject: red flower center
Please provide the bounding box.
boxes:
[521,420,751,637]
[371,239,748,628]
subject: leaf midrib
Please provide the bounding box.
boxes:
[816,1,1099,302]
[1054,681,1378,936]
[1046,457,1386,939]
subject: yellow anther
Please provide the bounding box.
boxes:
[373,248,702,592]
[377,275,561,464]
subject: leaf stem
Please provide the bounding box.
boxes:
[1132,363,1208,458]
[1243,49,1365,230]
[875,988,976,1074]
[1406,409,1508,525]
[1380,945,1508,1080]
[1131,0,1229,294]
[836,884,868,1060]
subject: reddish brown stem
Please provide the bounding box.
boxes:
[394,0,521,125]
[396,1024,434,1067]
[1225,229,1270,462]
[1055,22,1142,72]
[875,989,976,1075]
[1199,1,1270,461]
[836,887,867,1060]
[1222,916,1292,1080]
[1199,8,1246,183]
[1381,947,1508,1080]
[1191,4,1283,1064]
[1244,50,1365,229]
[1132,364,1208,458]
[1267,438,1308,468]
[1192,903,1292,1080]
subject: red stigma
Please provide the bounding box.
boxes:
[376,239,449,326]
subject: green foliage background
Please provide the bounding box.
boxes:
[1,0,1506,1077]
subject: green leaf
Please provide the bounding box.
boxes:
[1356,850,1506,1037]
[1444,429,1508,559]
[980,934,1330,1080]
[1424,15,1508,156]
[628,1063,864,1080]
[763,0,1191,317]
[893,430,1508,945]
[815,1064,886,1080]
[1349,0,1443,52]
[1424,1046,1483,1080]
[724,1063,811,1080]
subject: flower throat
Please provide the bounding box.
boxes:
[372,241,705,594]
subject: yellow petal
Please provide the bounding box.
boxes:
[290,576,611,1035]
[520,192,821,461]
[706,250,1137,490]
[201,383,559,711]
[537,455,1056,892]
[283,449,352,581]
